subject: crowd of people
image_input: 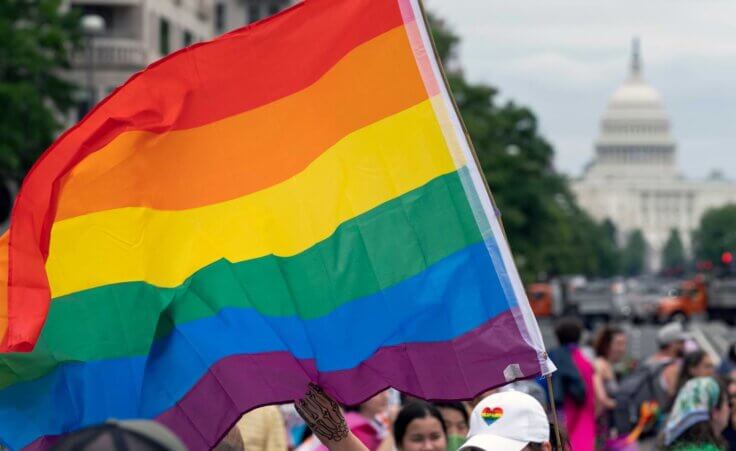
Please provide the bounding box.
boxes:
[46,387,558,451]
[208,384,561,451]
[44,318,736,451]
[286,384,557,451]
[545,317,736,450]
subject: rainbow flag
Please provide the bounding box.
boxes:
[0,0,550,449]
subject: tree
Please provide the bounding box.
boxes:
[594,218,621,277]
[622,230,647,276]
[0,0,80,178]
[693,204,736,266]
[427,15,459,69]
[428,15,617,281]
[661,228,686,274]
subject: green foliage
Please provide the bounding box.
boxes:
[0,0,80,178]
[622,230,647,276]
[661,228,686,273]
[599,219,622,275]
[427,15,459,68]
[693,204,736,265]
[428,14,620,281]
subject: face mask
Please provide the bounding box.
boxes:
[446,434,466,451]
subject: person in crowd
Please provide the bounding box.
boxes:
[717,343,736,378]
[662,376,730,450]
[295,389,393,451]
[548,316,595,450]
[592,325,627,447]
[646,322,687,398]
[295,384,446,451]
[215,406,288,451]
[393,402,447,451]
[342,391,392,451]
[434,402,469,451]
[281,403,310,449]
[217,425,246,451]
[458,390,555,451]
[295,384,372,451]
[675,350,716,394]
[720,375,736,449]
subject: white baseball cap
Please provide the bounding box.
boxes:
[459,391,549,451]
[657,322,689,346]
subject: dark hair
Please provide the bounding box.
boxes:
[523,423,571,451]
[675,350,708,393]
[665,421,727,450]
[729,343,736,364]
[433,401,469,425]
[345,392,383,413]
[554,316,583,345]
[593,325,624,358]
[393,401,447,447]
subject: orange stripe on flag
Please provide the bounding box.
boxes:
[55,26,430,220]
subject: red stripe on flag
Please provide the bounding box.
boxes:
[4,0,405,352]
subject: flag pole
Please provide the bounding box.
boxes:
[546,374,564,451]
[414,1,563,449]
[413,0,503,226]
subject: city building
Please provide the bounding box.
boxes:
[214,0,294,36]
[61,0,296,124]
[61,0,215,121]
[572,39,736,269]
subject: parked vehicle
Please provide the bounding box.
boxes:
[625,279,670,323]
[527,283,553,318]
[706,278,736,324]
[655,277,707,323]
[567,278,629,326]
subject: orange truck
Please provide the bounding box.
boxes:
[527,283,554,318]
[656,277,707,323]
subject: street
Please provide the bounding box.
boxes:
[538,318,736,364]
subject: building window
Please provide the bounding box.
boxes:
[248,4,261,23]
[159,18,170,55]
[183,30,193,46]
[269,3,280,15]
[215,2,226,33]
[77,100,91,121]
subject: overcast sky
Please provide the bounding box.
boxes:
[424,0,736,179]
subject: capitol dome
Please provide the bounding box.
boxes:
[588,38,677,179]
[572,38,736,274]
[600,38,671,123]
[609,79,663,109]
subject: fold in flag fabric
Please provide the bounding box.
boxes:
[0,0,552,449]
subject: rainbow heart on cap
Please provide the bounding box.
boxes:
[480,406,503,425]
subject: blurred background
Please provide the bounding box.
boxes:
[3,0,736,357]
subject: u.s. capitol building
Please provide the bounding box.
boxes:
[572,39,736,269]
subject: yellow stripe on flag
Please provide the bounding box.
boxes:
[46,99,457,297]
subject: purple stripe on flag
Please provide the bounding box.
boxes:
[160,309,540,450]
[25,309,541,451]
